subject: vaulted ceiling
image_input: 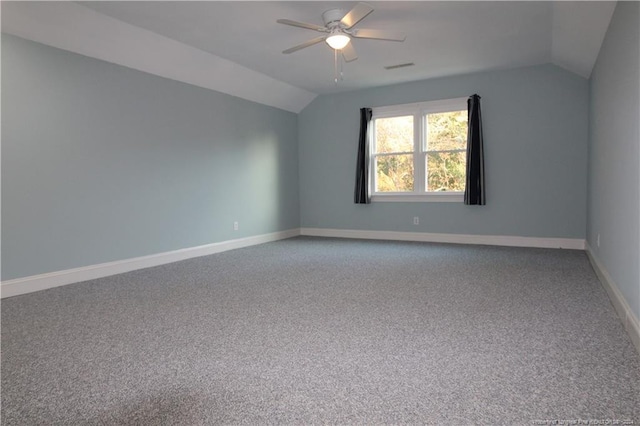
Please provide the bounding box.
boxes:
[2,1,616,112]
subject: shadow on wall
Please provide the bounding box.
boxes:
[243,131,298,233]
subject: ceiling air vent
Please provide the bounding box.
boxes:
[384,62,415,70]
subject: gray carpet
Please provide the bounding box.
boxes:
[2,237,639,425]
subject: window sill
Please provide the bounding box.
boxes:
[371,193,464,203]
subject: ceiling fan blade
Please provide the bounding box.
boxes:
[352,28,406,42]
[282,36,327,54]
[277,19,326,32]
[340,2,374,29]
[341,43,358,62]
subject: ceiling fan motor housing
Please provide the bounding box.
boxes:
[322,9,346,28]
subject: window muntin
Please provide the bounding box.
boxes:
[371,98,468,201]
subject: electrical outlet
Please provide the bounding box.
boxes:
[233,221,239,231]
[597,233,600,248]
[413,217,419,225]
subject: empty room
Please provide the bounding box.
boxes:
[2,1,639,424]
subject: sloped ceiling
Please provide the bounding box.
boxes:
[1,1,616,113]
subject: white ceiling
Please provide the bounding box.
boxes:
[2,1,616,112]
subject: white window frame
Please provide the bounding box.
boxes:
[370,97,468,203]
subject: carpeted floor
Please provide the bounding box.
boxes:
[2,237,639,425]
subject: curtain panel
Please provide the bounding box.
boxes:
[464,94,486,205]
[354,107,373,204]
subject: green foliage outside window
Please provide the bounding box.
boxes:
[426,152,466,191]
[426,111,467,191]
[376,155,414,192]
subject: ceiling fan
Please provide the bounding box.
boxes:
[277,2,406,63]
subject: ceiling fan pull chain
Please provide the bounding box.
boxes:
[334,49,339,85]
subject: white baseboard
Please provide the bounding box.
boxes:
[585,243,640,354]
[300,227,585,250]
[1,228,300,299]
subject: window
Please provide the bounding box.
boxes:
[371,98,468,202]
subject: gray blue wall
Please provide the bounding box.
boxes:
[5,25,626,294]
[587,2,640,319]
[1,35,300,280]
[298,64,589,238]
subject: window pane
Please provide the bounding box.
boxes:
[426,111,467,151]
[426,151,466,192]
[375,116,414,153]
[376,154,414,192]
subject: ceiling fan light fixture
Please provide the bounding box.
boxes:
[326,33,351,50]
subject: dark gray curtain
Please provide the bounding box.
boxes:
[464,94,486,205]
[354,107,373,204]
